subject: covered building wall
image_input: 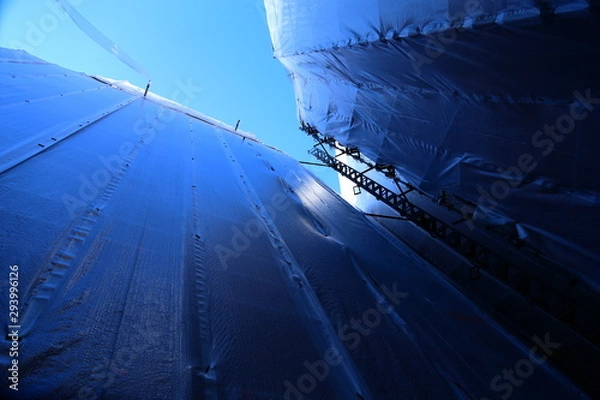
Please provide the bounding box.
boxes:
[265,0,600,286]
[0,48,592,398]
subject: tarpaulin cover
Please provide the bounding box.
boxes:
[0,48,590,399]
[265,0,600,286]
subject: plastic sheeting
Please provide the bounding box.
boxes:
[0,48,592,399]
[55,0,150,80]
[265,0,600,286]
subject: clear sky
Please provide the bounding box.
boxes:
[0,0,340,191]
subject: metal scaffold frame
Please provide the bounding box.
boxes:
[302,125,600,355]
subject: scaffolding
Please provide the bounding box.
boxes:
[304,125,600,358]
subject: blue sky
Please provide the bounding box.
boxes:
[0,0,339,190]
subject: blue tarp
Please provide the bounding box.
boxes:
[0,48,589,398]
[265,0,600,287]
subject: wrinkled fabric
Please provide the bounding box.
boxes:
[265,0,600,287]
[0,48,588,399]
